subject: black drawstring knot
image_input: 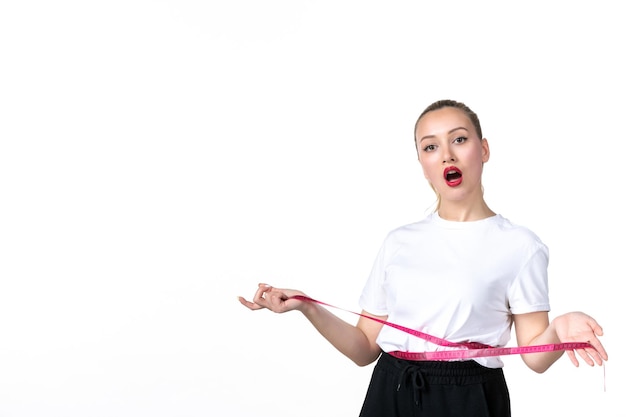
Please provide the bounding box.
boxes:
[396,364,426,407]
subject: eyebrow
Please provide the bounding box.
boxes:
[419,127,469,143]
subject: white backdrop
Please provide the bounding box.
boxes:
[0,1,623,416]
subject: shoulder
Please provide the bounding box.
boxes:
[494,215,541,237]
[493,215,548,252]
[384,214,436,240]
[373,215,439,258]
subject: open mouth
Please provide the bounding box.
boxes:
[444,166,463,187]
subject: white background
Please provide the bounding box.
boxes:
[0,1,623,416]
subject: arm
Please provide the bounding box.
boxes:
[238,283,383,366]
[513,311,608,374]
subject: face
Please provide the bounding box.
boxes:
[415,106,490,204]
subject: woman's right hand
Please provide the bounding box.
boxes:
[238,283,308,313]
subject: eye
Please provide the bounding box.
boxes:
[422,144,436,152]
[453,136,467,144]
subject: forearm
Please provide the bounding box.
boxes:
[300,302,381,366]
[520,321,564,373]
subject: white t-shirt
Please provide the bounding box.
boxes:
[359,212,550,368]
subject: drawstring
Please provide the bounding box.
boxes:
[396,364,426,407]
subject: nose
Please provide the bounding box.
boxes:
[442,147,456,164]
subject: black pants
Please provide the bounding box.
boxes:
[359,352,511,417]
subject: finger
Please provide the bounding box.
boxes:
[265,289,289,311]
[575,348,595,367]
[566,349,579,367]
[237,296,264,311]
[593,323,604,337]
[252,284,272,305]
[588,338,609,362]
[595,343,608,361]
[585,344,606,365]
[588,350,604,366]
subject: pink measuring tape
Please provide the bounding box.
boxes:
[291,295,595,360]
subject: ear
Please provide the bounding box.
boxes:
[481,138,490,163]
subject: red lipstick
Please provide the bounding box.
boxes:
[444,166,463,187]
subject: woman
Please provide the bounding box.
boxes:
[238,99,608,417]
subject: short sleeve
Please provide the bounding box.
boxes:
[508,242,550,314]
[358,238,390,316]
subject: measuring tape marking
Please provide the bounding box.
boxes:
[291,295,595,360]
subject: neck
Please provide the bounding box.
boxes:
[437,200,495,222]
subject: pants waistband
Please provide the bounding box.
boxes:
[377,351,503,385]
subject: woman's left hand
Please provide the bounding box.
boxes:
[553,311,608,367]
